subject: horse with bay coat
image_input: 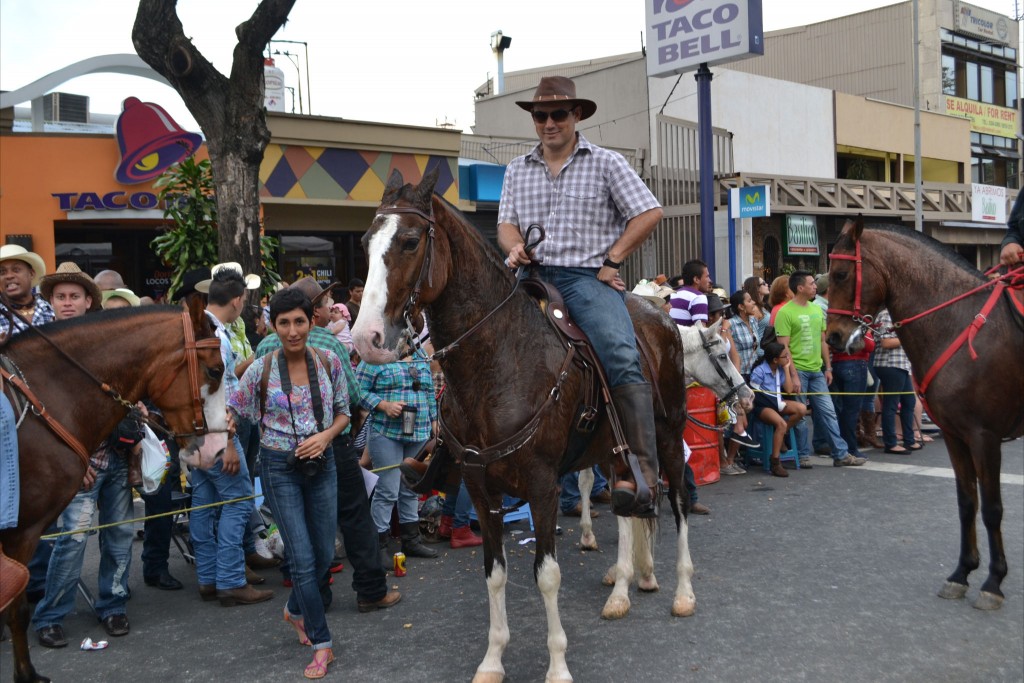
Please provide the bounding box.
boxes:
[353,169,713,682]
[825,218,1023,611]
[1,301,227,683]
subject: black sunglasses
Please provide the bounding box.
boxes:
[409,365,422,392]
[531,108,575,124]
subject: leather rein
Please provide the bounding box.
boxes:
[0,310,221,469]
[827,240,1024,396]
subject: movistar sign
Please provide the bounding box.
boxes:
[729,184,770,218]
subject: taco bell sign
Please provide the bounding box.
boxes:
[646,0,764,77]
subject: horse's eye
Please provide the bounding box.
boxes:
[833,271,847,283]
[205,366,223,381]
[401,238,420,252]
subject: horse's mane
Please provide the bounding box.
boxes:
[4,304,181,350]
[836,223,984,282]
[434,195,514,277]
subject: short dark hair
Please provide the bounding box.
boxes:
[207,270,245,306]
[789,270,812,294]
[348,278,365,289]
[763,342,785,364]
[681,260,707,287]
[269,288,313,324]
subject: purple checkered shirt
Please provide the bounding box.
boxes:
[497,134,660,268]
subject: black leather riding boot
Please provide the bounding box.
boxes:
[399,522,438,559]
[610,383,660,519]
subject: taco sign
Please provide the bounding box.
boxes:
[646,0,764,77]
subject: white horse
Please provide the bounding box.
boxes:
[577,318,752,620]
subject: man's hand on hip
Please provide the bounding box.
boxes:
[598,266,625,291]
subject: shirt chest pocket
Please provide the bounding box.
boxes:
[563,182,605,229]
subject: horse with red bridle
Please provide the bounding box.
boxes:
[825,218,1023,611]
[353,168,749,682]
[1,300,226,683]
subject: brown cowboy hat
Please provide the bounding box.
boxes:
[289,276,342,306]
[39,262,102,311]
[516,76,597,120]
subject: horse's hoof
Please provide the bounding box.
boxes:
[601,595,631,620]
[637,575,659,592]
[472,671,505,683]
[601,566,618,587]
[973,591,1004,611]
[672,595,697,617]
[937,581,968,600]
[545,676,573,683]
[579,532,598,551]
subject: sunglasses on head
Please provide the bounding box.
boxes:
[531,108,575,124]
[409,365,422,392]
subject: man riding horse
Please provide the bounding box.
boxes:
[497,76,664,518]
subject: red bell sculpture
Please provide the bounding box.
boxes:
[114,97,203,184]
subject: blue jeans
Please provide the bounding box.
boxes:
[441,481,476,528]
[559,467,609,512]
[260,447,337,650]
[368,430,426,532]
[190,436,253,590]
[794,369,849,461]
[875,366,917,449]
[533,266,645,387]
[831,359,868,457]
[33,457,134,629]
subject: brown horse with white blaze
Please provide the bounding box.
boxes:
[825,218,1023,611]
[1,301,227,683]
[353,169,700,682]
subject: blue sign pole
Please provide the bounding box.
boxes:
[695,63,715,280]
[727,192,737,293]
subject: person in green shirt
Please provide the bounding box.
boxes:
[775,271,865,468]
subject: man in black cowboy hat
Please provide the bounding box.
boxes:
[497,75,665,518]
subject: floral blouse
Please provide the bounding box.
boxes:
[229,349,350,452]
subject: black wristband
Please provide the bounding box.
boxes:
[602,257,622,269]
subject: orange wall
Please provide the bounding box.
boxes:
[0,134,207,271]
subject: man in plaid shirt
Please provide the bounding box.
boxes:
[498,76,664,518]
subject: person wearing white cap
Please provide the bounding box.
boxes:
[0,244,53,339]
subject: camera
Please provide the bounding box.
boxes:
[286,451,325,477]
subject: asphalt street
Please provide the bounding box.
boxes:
[3,435,1022,683]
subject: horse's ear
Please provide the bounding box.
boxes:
[416,166,440,207]
[841,215,865,243]
[707,317,724,336]
[381,169,404,205]
[187,293,207,333]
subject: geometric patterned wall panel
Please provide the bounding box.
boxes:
[259,145,458,204]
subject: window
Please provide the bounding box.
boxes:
[942,55,957,95]
[1007,70,1018,109]
[966,61,979,100]
[1007,47,1017,61]
[981,65,994,103]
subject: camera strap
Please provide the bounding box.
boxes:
[277,348,327,448]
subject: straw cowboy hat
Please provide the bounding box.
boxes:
[102,288,141,307]
[631,280,673,308]
[195,262,261,294]
[516,76,597,120]
[39,262,102,311]
[0,244,46,285]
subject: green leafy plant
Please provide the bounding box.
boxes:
[151,156,280,297]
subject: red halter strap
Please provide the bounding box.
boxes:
[826,240,872,325]
[149,311,221,436]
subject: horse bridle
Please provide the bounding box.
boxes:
[697,327,743,405]
[1,310,222,468]
[826,240,876,328]
[374,205,437,355]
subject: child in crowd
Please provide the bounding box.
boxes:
[327,303,354,354]
[749,342,806,478]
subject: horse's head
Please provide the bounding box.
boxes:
[352,167,449,364]
[150,298,229,457]
[679,319,754,412]
[826,217,887,353]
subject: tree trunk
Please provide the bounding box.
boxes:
[132,0,296,273]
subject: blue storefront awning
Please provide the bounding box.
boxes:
[459,159,505,203]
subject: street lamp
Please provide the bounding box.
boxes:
[490,30,512,95]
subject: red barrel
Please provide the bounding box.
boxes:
[682,385,721,486]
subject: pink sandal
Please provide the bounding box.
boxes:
[283,607,311,646]
[304,648,334,679]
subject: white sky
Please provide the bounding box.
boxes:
[0,0,1018,133]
